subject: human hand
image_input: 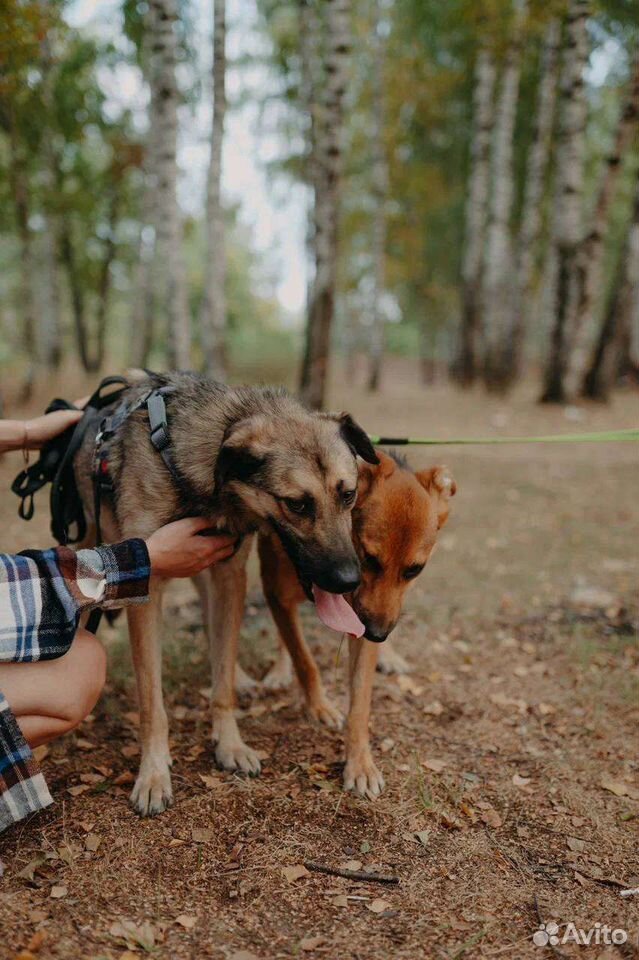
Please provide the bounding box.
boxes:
[146,517,237,578]
[24,408,84,450]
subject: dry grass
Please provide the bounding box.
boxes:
[0,362,637,959]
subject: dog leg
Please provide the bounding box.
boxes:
[206,544,261,775]
[194,571,258,698]
[376,639,412,676]
[264,593,344,730]
[128,580,174,816]
[262,645,294,692]
[343,637,385,799]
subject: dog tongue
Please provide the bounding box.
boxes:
[312,586,365,637]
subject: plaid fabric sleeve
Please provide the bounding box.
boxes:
[0,692,53,832]
[0,539,150,663]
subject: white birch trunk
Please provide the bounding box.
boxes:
[300,0,351,410]
[540,0,589,403]
[201,0,227,379]
[454,48,496,385]
[39,36,61,369]
[565,53,639,397]
[148,0,191,370]
[505,17,561,383]
[481,0,527,390]
[367,1,388,393]
[583,168,639,398]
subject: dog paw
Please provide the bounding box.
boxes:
[343,753,385,800]
[130,761,173,817]
[262,657,293,692]
[235,665,259,698]
[307,697,344,731]
[215,739,261,776]
[376,644,411,676]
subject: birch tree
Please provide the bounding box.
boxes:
[367,0,388,393]
[147,0,191,370]
[201,0,227,379]
[502,17,561,386]
[39,34,61,369]
[481,0,527,391]
[453,48,496,386]
[299,0,351,410]
[565,53,639,398]
[583,167,639,400]
[540,0,589,404]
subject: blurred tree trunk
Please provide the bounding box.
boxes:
[367,1,388,393]
[452,48,496,386]
[502,18,561,387]
[540,0,589,404]
[148,0,191,370]
[39,36,62,370]
[482,0,526,392]
[201,0,227,379]
[299,0,351,410]
[130,26,160,370]
[565,54,639,398]
[582,168,639,400]
[8,121,37,401]
[61,191,119,373]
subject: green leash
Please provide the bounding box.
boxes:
[368,428,639,446]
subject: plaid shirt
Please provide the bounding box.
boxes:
[0,539,150,832]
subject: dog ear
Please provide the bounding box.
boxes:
[336,413,379,465]
[416,465,456,529]
[214,418,268,492]
[356,450,396,505]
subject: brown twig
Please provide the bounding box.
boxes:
[303,861,399,885]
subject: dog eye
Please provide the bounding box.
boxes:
[283,497,311,516]
[403,564,424,581]
[363,552,383,575]
[342,488,357,507]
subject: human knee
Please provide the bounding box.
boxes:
[61,630,107,727]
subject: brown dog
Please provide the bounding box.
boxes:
[257,450,456,798]
[73,372,378,815]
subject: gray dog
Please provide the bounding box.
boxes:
[74,372,378,816]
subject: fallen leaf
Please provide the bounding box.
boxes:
[332,895,349,907]
[16,856,45,882]
[26,931,46,953]
[538,702,556,716]
[339,859,362,871]
[66,784,91,798]
[490,692,527,713]
[191,828,213,844]
[567,837,586,853]
[255,749,270,761]
[512,774,531,788]
[114,771,135,786]
[415,830,429,846]
[109,919,156,951]
[380,738,395,753]
[199,774,223,789]
[397,675,423,696]
[79,773,103,784]
[300,935,323,951]
[360,840,371,854]
[367,898,392,914]
[282,864,309,883]
[120,744,139,759]
[85,833,101,852]
[173,705,188,720]
[601,777,639,799]
[574,871,589,887]
[423,700,444,717]
[50,886,67,899]
[32,745,49,763]
[422,758,447,773]
[75,738,95,751]
[175,914,197,930]
[479,807,502,829]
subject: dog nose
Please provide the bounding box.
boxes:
[324,560,361,595]
[364,624,390,644]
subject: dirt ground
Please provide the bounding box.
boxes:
[0,360,637,960]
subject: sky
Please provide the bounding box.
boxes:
[66,0,309,319]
